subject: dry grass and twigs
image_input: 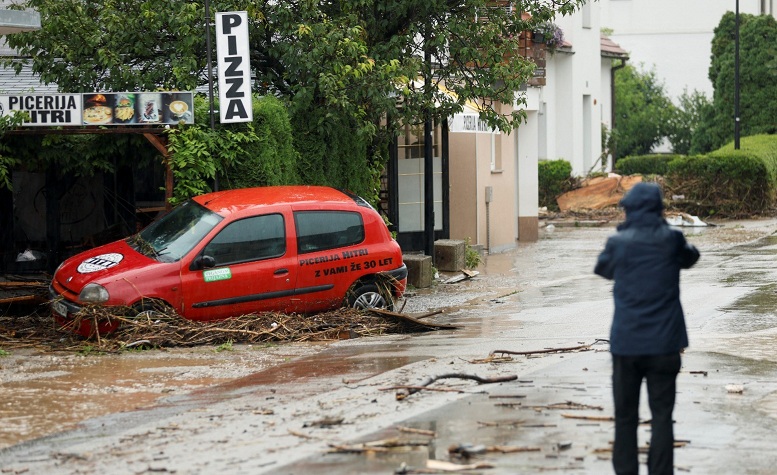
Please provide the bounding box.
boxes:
[0,304,449,353]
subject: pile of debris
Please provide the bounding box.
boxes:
[0,305,458,353]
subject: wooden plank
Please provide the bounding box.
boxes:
[366,308,460,330]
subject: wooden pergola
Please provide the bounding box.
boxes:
[2,126,179,273]
[6,126,176,208]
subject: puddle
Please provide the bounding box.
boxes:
[717,283,777,332]
[209,346,429,397]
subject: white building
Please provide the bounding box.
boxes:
[399,1,628,253]
[599,0,774,100]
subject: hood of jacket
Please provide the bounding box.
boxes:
[618,182,665,229]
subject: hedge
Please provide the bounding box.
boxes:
[538,159,573,210]
[615,154,681,176]
[665,134,777,216]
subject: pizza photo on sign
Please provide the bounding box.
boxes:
[83,94,113,125]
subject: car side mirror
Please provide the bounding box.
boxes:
[191,255,216,271]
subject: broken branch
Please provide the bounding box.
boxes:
[394,373,518,400]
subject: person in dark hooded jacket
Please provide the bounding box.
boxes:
[595,182,699,475]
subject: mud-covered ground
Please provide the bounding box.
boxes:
[1,215,776,456]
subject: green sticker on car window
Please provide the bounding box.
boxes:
[203,267,232,282]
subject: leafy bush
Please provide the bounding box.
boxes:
[615,154,680,176]
[665,135,777,216]
[538,159,573,210]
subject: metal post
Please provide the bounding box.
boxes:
[735,0,741,150]
[423,26,434,257]
[205,0,215,132]
[204,0,219,190]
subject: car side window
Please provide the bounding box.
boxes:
[203,214,285,265]
[295,211,364,254]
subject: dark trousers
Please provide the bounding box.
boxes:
[612,353,682,475]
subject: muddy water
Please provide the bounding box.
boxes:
[0,344,323,449]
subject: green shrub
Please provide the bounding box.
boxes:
[665,134,777,216]
[615,154,680,176]
[538,159,573,210]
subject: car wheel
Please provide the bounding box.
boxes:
[130,299,170,321]
[348,282,394,311]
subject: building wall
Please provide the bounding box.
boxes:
[448,122,518,253]
[599,0,769,100]
[448,132,478,243]
[544,3,606,177]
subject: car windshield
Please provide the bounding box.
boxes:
[128,200,223,262]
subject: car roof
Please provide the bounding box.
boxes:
[192,186,359,216]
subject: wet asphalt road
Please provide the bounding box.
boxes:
[2,219,777,474]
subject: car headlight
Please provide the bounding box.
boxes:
[79,283,110,303]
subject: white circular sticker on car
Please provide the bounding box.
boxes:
[77,253,124,273]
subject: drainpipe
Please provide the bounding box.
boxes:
[485,186,493,253]
[610,58,627,167]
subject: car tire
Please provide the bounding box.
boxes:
[130,299,170,321]
[348,282,395,311]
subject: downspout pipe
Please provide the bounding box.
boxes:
[610,58,627,167]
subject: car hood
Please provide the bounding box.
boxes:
[54,239,161,294]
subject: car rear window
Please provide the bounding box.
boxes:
[203,214,285,265]
[295,211,364,254]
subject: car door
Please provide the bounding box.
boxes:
[292,209,367,313]
[180,212,298,321]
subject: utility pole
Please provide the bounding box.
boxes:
[735,0,741,150]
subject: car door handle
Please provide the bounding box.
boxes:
[274,268,289,275]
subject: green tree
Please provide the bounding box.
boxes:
[613,63,676,160]
[691,12,777,154]
[3,0,588,199]
[667,89,711,156]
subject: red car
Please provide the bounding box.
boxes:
[50,186,407,335]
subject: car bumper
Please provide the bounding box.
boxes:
[49,285,119,337]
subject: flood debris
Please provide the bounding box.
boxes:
[556,174,642,212]
[560,413,614,422]
[367,308,460,330]
[443,269,480,284]
[0,303,458,353]
[450,442,541,457]
[543,401,603,411]
[468,354,514,364]
[303,417,344,428]
[725,384,744,394]
[594,439,689,454]
[491,340,608,357]
[0,276,48,305]
[666,212,708,227]
[328,437,430,454]
[556,441,572,451]
[388,373,518,400]
[476,419,526,427]
[395,459,496,474]
[396,426,436,437]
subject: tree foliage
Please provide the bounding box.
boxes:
[613,63,675,160]
[3,0,587,199]
[691,12,777,154]
[667,89,710,156]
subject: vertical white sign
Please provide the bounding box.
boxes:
[215,11,253,124]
